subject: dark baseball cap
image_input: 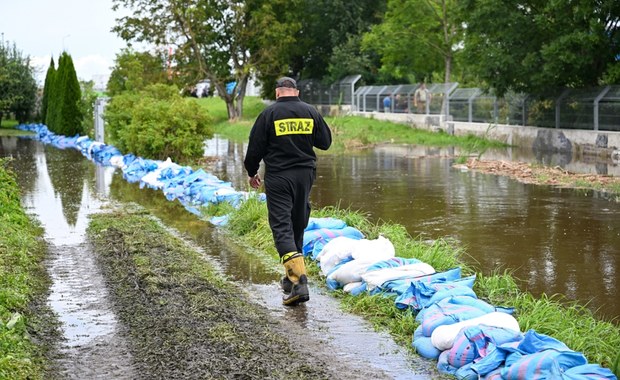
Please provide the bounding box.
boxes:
[276,76,297,89]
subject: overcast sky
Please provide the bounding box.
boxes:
[2,0,129,88]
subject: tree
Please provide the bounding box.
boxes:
[56,53,83,136]
[112,0,301,120]
[46,52,83,135]
[361,0,462,84]
[288,0,387,81]
[0,42,37,126]
[45,54,62,130]
[41,57,56,123]
[459,0,620,96]
[107,48,170,96]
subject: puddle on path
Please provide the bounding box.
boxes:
[17,142,137,378]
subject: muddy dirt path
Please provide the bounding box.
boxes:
[85,208,438,380]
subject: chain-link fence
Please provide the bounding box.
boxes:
[300,76,620,132]
[297,75,361,106]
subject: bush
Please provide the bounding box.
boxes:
[105,84,213,162]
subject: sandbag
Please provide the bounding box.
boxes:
[501,349,587,380]
[362,262,435,292]
[469,329,571,377]
[396,273,474,310]
[305,217,347,231]
[317,236,360,274]
[412,325,442,360]
[302,227,364,256]
[563,364,618,380]
[431,311,520,351]
[417,296,498,337]
[445,325,523,369]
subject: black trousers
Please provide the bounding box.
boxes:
[264,168,315,257]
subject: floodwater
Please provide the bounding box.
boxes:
[204,137,620,322]
[0,135,439,379]
[1,139,136,379]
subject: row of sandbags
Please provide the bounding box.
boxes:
[302,217,617,380]
[16,124,263,215]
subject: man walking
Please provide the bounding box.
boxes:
[244,77,332,306]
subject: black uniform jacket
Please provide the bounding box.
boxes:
[244,96,332,177]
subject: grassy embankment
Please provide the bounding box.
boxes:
[0,159,58,379]
[197,97,620,375]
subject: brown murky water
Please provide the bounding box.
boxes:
[204,137,620,322]
[1,136,439,379]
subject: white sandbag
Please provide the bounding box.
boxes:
[109,155,126,169]
[361,262,435,292]
[351,235,395,262]
[318,237,360,275]
[430,312,520,351]
[140,158,179,189]
[328,259,377,286]
[343,281,363,293]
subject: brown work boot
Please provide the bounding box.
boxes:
[281,253,309,306]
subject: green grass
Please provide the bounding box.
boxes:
[0,119,19,129]
[327,115,506,152]
[0,159,50,379]
[205,198,620,376]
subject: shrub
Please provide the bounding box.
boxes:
[105,84,213,162]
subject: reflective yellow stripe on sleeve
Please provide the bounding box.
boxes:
[274,118,314,136]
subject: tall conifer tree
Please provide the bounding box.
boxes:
[56,52,82,136]
[45,53,63,131]
[41,57,55,124]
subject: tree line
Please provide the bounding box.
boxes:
[110,0,620,120]
[0,42,37,127]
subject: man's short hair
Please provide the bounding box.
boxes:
[276,76,297,89]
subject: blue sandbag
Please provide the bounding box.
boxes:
[364,257,422,272]
[563,364,618,380]
[501,349,587,380]
[416,296,499,335]
[438,325,523,377]
[302,226,364,256]
[412,325,442,359]
[306,217,347,231]
[470,329,576,377]
[394,269,469,309]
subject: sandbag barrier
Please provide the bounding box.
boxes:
[300,217,617,379]
[16,124,617,379]
[16,124,264,218]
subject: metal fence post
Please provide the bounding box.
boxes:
[555,89,570,129]
[594,86,611,131]
[94,97,110,143]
